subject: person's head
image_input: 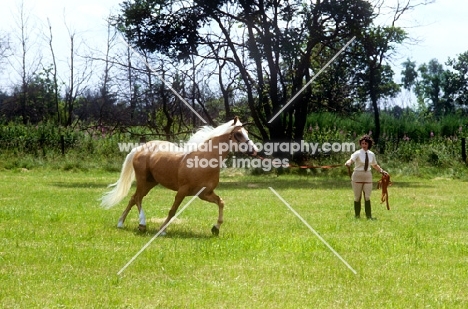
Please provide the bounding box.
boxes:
[359,135,373,150]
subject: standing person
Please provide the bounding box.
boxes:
[345,135,388,220]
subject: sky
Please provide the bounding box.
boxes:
[0,0,467,94]
[0,0,122,86]
[382,0,468,66]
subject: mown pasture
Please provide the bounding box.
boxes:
[0,169,467,308]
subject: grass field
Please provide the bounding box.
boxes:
[1,168,467,308]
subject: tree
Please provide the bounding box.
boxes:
[115,0,374,143]
[446,51,468,111]
[417,59,446,117]
[349,0,436,145]
[400,53,468,118]
[12,2,42,124]
[0,33,11,119]
[114,0,438,155]
[63,23,93,126]
[44,18,62,124]
[401,58,418,91]
[2,67,58,123]
[353,25,405,145]
[0,32,11,71]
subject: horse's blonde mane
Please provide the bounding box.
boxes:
[186,119,242,146]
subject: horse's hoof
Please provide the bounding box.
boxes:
[211,225,219,236]
[138,224,147,232]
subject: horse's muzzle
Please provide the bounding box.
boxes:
[244,140,258,156]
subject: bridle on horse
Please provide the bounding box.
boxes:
[230,126,255,154]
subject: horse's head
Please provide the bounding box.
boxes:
[230,119,258,156]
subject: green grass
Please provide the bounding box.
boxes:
[1,168,467,308]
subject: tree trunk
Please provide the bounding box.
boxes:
[369,67,381,147]
[47,19,60,124]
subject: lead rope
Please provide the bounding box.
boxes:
[346,165,351,178]
[377,173,392,210]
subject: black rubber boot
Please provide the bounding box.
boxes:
[365,200,376,220]
[354,201,361,218]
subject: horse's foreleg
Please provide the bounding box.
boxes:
[159,191,186,235]
[214,197,224,232]
[199,191,224,236]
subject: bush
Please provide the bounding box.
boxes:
[1,115,467,179]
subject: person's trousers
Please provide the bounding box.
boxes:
[351,171,372,201]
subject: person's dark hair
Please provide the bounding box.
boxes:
[359,135,373,150]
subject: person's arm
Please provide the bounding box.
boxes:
[372,163,388,175]
[345,151,357,166]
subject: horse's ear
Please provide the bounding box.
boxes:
[232,116,239,126]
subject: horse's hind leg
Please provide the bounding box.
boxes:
[134,181,157,232]
[199,190,224,236]
[118,179,156,231]
[117,197,136,228]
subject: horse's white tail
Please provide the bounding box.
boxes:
[100,148,137,209]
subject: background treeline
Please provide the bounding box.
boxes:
[1,111,466,179]
[0,0,467,176]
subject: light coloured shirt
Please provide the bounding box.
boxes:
[346,149,377,172]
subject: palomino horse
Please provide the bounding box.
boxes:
[100,117,258,235]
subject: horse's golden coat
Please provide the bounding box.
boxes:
[101,117,257,235]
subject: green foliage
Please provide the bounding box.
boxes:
[306,111,467,141]
[0,122,132,171]
[1,112,467,178]
[401,55,468,118]
[0,122,78,155]
[298,111,467,178]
